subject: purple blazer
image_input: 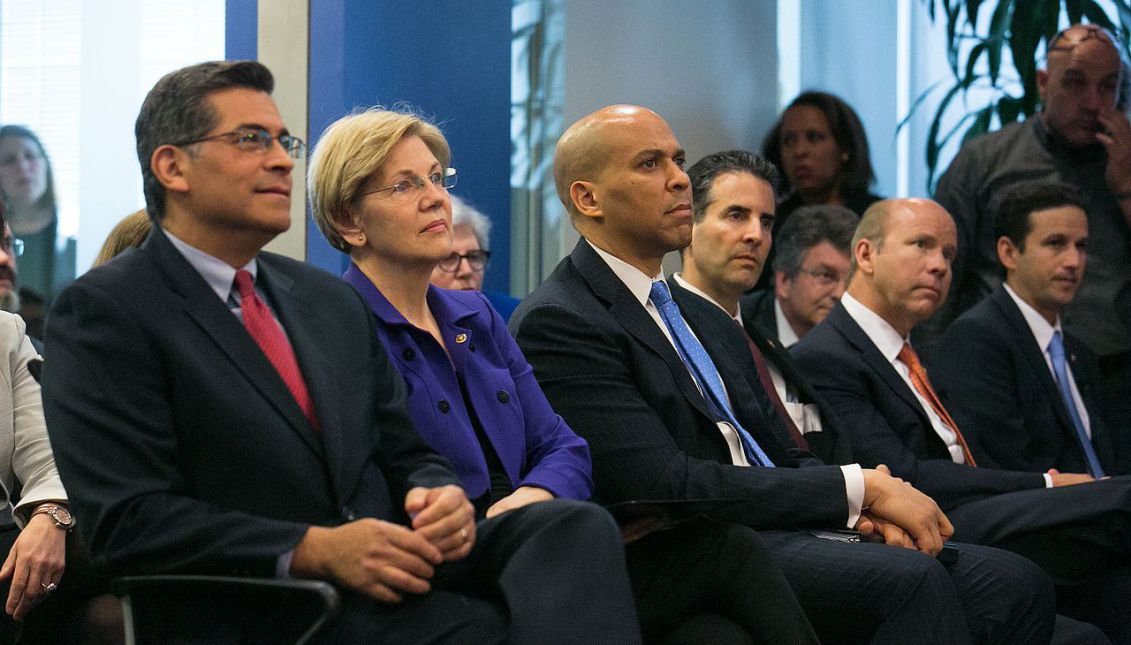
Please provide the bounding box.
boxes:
[344,264,593,501]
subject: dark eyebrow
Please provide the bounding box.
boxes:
[238,123,290,137]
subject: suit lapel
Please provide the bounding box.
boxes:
[990,289,1075,432]
[146,228,325,460]
[828,305,936,430]
[570,241,714,420]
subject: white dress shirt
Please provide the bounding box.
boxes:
[774,298,802,348]
[1003,284,1091,437]
[840,293,967,464]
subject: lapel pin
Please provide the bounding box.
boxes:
[455,333,468,344]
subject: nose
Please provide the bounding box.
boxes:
[265,139,295,173]
[743,220,766,247]
[668,162,690,193]
[419,178,450,212]
[830,277,848,299]
[456,256,474,278]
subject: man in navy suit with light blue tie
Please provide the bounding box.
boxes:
[933,181,1124,478]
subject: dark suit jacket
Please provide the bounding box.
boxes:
[932,287,1121,475]
[42,226,458,577]
[734,292,854,466]
[509,240,848,530]
[739,289,778,344]
[792,303,1043,511]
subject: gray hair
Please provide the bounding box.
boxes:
[450,194,491,250]
[776,204,859,277]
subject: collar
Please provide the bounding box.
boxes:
[164,229,256,303]
[1003,283,1061,353]
[671,273,741,322]
[586,239,662,306]
[773,298,801,348]
[342,263,477,329]
[841,292,908,362]
[1031,115,1106,163]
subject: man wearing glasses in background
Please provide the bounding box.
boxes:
[430,194,521,321]
[931,23,1131,464]
[740,203,857,348]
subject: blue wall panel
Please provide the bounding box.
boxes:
[307,0,512,292]
[224,0,258,61]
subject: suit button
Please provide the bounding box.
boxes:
[402,348,415,361]
[438,400,451,413]
[497,390,509,403]
[341,507,357,521]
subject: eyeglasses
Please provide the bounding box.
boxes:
[0,236,23,258]
[796,267,845,286]
[172,127,307,159]
[362,168,458,200]
[437,249,490,273]
[1049,24,1120,53]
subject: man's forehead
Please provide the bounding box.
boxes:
[1050,39,1121,74]
[205,87,284,127]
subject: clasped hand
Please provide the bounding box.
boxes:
[855,464,953,556]
[291,485,475,603]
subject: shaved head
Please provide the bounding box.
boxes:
[553,105,664,218]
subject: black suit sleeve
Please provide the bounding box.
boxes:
[933,316,1044,472]
[43,281,311,577]
[511,301,849,530]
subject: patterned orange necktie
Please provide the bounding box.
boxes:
[897,343,976,466]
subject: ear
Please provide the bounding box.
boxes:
[570,180,602,221]
[853,238,876,276]
[774,270,792,300]
[150,145,190,195]
[336,209,368,249]
[1036,69,1050,104]
[997,236,1020,273]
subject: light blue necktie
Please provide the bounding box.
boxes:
[1048,331,1105,478]
[649,281,774,467]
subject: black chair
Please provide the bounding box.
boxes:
[112,575,339,645]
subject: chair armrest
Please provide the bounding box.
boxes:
[113,575,340,645]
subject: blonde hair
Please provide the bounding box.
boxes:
[93,209,152,268]
[307,108,450,252]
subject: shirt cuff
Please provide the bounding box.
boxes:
[1042,473,1054,488]
[840,464,865,528]
[276,549,295,579]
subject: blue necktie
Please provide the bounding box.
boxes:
[649,281,774,467]
[1048,331,1104,478]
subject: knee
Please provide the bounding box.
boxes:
[523,498,620,539]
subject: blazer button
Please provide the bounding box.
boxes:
[438,400,451,413]
[341,507,357,521]
[497,390,510,403]
[402,348,416,361]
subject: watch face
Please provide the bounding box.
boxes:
[49,506,73,527]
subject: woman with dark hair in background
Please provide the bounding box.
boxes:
[0,126,76,306]
[755,91,883,289]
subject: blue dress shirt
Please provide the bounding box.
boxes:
[344,264,593,502]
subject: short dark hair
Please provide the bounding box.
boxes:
[135,60,274,219]
[995,182,1087,251]
[775,204,859,277]
[688,150,781,223]
[762,91,875,199]
[0,125,57,213]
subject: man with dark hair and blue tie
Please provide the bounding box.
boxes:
[510,104,1057,645]
[934,181,1126,478]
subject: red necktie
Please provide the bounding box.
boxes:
[742,332,810,451]
[897,343,975,466]
[234,270,319,429]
